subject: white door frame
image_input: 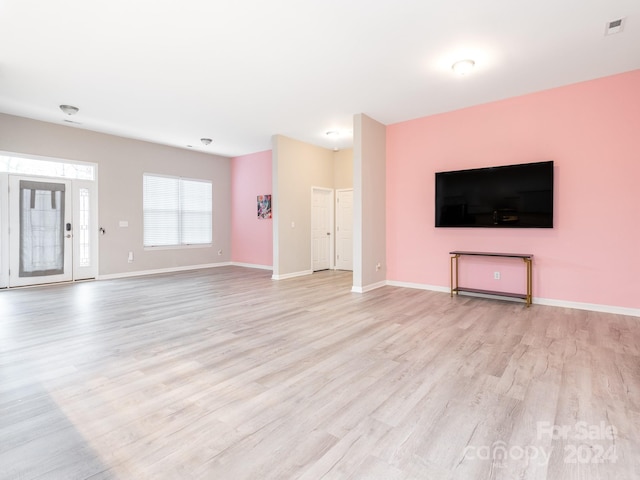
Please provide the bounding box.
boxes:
[0,153,99,287]
[0,174,8,288]
[1,175,98,287]
[335,188,354,271]
[311,186,334,272]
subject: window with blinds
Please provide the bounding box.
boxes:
[143,174,212,247]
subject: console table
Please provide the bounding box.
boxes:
[450,251,533,306]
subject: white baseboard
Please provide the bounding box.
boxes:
[231,262,273,271]
[97,262,232,281]
[351,280,387,293]
[272,270,313,280]
[96,265,639,317]
[386,280,450,293]
[387,280,640,317]
[533,297,640,317]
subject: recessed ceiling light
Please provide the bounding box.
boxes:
[452,59,475,76]
[60,104,79,115]
[201,138,212,146]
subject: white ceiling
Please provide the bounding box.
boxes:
[1,0,639,157]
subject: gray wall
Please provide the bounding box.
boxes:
[333,148,353,190]
[272,135,335,278]
[353,114,386,291]
[0,113,231,276]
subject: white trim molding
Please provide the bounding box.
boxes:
[272,270,313,280]
[351,280,387,293]
[386,280,449,293]
[98,262,232,281]
[534,297,640,318]
[387,280,640,317]
[231,262,273,271]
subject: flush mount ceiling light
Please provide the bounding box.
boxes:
[201,138,212,146]
[452,59,475,76]
[59,104,79,115]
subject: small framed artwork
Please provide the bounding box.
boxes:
[257,194,272,219]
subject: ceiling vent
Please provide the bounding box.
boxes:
[605,18,625,36]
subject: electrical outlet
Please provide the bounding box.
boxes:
[494,271,500,280]
[376,263,381,271]
[217,249,222,256]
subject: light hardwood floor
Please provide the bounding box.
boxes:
[1,267,639,479]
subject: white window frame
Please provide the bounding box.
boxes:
[143,173,213,249]
[0,151,96,180]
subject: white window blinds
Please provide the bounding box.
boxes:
[143,174,212,247]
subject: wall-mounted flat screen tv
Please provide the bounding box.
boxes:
[435,160,554,228]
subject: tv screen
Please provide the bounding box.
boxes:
[435,161,554,228]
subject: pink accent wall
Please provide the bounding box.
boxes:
[231,150,273,267]
[386,70,640,309]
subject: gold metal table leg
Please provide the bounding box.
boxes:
[450,255,454,297]
[450,254,459,297]
[523,257,533,307]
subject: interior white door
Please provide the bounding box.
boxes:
[335,189,353,271]
[9,176,72,287]
[311,188,333,271]
[72,180,98,280]
[0,174,8,288]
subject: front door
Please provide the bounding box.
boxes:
[9,176,73,287]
